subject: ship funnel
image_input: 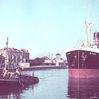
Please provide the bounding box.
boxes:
[93,32,99,46]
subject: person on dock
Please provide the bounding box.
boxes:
[32,72,34,77]
[16,67,20,75]
[3,67,8,77]
[15,67,22,75]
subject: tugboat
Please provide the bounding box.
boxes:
[0,67,39,86]
[66,21,99,78]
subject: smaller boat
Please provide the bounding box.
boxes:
[0,74,39,86]
[0,67,39,86]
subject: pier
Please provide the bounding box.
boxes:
[23,65,67,71]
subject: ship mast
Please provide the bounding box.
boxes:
[85,21,92,47]
[6,37,9,49]
[4,37,9,72]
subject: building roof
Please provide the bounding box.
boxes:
[0,47,29,53]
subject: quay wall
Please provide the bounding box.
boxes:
[23,65,67,71]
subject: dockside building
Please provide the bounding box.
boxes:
[0,48,29,69]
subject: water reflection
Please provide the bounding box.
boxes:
[2,69,99,99]
[0,84,34,99]
[68,78,99,99]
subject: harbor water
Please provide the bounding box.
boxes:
[0,68,99,99]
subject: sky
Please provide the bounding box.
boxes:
[0,0,99,59]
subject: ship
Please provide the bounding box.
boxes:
[66,21,99,78]
[0,74,39,86]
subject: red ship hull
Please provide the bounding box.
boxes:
[69,69,99,78]
[66,49,99,78]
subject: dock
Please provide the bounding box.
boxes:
[23,65,67,71]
